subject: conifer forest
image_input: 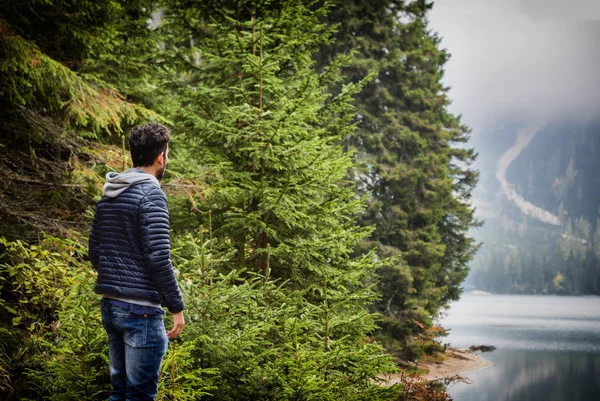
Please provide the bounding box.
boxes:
[0,1,478,399]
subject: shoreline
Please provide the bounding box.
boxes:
[379,347,493,385]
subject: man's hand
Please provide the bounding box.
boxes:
[167,311,185,339]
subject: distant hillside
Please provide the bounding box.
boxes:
[467,117,600,295]
[507,119,600,225]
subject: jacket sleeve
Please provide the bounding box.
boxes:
[138,187,185,313]
[88,207,100,270]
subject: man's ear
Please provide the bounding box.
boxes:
[156,152,165,167]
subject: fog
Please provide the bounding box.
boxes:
[428,0,600,132]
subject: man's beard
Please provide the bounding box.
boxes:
[155,164,166,181]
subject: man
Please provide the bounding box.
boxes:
[89,123,185,400]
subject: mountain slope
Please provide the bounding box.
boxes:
[468,117,600,294]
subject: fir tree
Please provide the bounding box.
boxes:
[159,0,399,398]
[315,0,480,358]
[162,0,371,292]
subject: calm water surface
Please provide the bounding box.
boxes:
[441,294,600,401]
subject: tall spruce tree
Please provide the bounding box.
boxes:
[315,0,479,358]
[158,0,398,398]
[161,0,372,292]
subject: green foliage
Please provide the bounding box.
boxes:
[0,1,167,239]
[0,0,121,62]
[161,0,372,286]
[170,231,398,400]
[0,236,104,400]
[0,236,79,328]
[0,0,475,399]
[0,229,398,400]
[157,2,402,396]
[34,272,110,401]
[314,0,480,359]
[0,227,398,401]
[0,18,161,140]
[469,211,600,295]
[157,341,219,400]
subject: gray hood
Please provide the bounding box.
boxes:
[103,168,160,198]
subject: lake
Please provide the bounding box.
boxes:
[441,294,600,401]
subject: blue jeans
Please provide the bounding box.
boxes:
[101,299,168,400]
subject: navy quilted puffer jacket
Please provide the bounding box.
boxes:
[88,168,184,313]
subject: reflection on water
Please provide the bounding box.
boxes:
[442,294,600,401]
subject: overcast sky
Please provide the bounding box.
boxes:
[428,0,600,132]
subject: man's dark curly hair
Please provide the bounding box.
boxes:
[129,123,171,167]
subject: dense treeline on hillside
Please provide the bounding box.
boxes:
[0,1,476,399]
[469,119,600,295]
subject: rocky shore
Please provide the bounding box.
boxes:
[379,347,493,385]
